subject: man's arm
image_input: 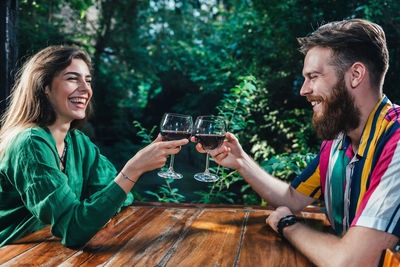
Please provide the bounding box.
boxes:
[267,206,399,267]
[234,151,314,212]
[199,132,315,212]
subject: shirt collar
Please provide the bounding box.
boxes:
[356,95,391,158]
[338,134,352,150]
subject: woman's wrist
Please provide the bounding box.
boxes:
[120,171,136,184]
[114,169,140,194]
[122,156,145,181]
[120,166,141,184]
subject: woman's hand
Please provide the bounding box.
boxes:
[123,134,189,180]
[191,132,246,171]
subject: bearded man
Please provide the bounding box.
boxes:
[195,19,400,266]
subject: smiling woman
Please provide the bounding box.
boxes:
[0,46,189,248]
[45,59,93,123]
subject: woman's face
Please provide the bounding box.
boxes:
[45,58,92,125]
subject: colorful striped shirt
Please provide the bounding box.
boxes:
[291,96,400,236]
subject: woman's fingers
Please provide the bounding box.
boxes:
[195,143,206,153]
[164,138,189,148]
[154,138,189,149]
[191,136,206,153]
[169,146,183,155]
[152,133,163,143]
[148,138,189,157]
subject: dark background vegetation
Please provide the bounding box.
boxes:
[3,0,400,204]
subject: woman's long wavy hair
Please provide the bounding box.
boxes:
[0,46,93,157]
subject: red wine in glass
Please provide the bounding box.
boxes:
[193,116,226,182]
[195,134,225,150]
[157,113,193,179]
[161,130,192,141]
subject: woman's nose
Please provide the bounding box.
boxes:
[79,80,91,91]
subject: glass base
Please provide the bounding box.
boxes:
[158,169,183,179]
[194,172,219,182]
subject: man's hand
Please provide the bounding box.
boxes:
[266,206,294,233]
[265,207,399,267]
[191,132,246,170]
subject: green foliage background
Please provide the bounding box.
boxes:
[16,0,400,205]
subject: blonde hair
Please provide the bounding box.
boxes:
[0,46,93,157]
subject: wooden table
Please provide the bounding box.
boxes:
[0,202,332,266]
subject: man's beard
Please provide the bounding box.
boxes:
[311,77,361,140]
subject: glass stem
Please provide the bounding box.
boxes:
[204,153,210,173]
[168,154,175,171]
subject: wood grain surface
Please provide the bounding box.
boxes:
[0,202,332,267]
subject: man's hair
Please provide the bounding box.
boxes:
[297,19,389,90]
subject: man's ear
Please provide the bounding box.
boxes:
[349,62,367,88]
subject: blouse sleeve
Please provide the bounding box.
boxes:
[79,133,134,207]
[6,132,127,247]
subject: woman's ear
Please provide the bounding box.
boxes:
[44,85,50,95]
[349,62,367,88]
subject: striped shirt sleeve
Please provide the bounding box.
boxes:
[291,141,331,200]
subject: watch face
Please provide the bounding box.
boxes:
[277,215,298,237]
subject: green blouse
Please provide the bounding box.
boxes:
[0,127,133,247]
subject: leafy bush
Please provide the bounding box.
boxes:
[260,152,315,182]
[145,179,186,203]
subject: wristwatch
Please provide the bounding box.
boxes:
[277,215,298,237]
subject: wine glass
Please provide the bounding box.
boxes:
[157,113,193,179]
[193,116,226,182]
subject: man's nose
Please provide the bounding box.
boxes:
[300,81,311,96]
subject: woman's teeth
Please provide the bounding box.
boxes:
[70,98,86,104]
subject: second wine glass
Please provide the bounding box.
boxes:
[194,116,226,182]
[157,113,193,179]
